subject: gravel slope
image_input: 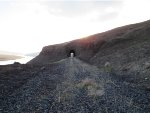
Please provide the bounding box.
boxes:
[1,58,150,113]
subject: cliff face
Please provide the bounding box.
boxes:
[28,20,150,69]
[28,36,106,65]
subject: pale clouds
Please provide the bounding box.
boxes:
[43,0,123,21]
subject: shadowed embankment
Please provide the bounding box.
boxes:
[1,58,150,113]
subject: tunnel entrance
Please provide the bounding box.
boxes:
[69,50,75,57]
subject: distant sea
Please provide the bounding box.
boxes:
[0,56,34,65]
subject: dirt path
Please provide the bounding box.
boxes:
[1,58,150,113]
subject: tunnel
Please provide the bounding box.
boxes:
[68,50,76,57]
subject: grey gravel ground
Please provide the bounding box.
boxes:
[0,58,150,113]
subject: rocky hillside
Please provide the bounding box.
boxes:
[28,20,150,90]
[1,58,150,113]
[28,20,150,68]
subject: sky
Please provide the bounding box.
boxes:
[0,0,150,54]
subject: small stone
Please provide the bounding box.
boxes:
[145,78,148,80]
[104,62,110,67]
[145,62,150,69]
[40,66,46,70]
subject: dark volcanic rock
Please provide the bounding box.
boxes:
[1,58,150,113]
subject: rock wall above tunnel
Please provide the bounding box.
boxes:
[28,37,106,65]
[28,20,150,66]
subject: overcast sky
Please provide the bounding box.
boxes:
[0,0,150,54]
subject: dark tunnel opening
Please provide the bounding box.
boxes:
[68,50,76,57]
